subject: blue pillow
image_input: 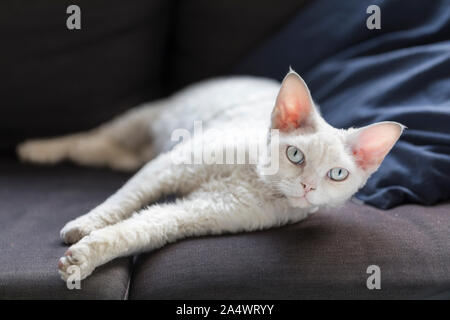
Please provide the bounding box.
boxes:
[235,0,450,208]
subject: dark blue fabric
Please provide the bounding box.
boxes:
[235,0,450,209]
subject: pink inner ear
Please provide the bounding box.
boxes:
[272,72,313,131]
[352,122,403,170]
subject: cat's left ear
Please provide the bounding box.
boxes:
[348,121,405,173]
[271,69,317,132]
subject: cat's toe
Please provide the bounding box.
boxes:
[58,245,94,282]
[60,221,91,244]
[17,140,65,164]
[308,206,319,214]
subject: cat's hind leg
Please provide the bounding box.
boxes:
[17,101,164,171]
[18,131,149,171]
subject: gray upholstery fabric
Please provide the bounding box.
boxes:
[0,158,133,299]
[1,157,449,299]
[129,201,450,299]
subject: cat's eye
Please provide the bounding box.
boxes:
[328,167,349,181]
[286,146,305,165]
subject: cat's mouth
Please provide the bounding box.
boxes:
[287,195,313,208]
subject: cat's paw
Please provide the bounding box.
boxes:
[17,139,66,164]
[60,219,95,244]
[58,244,95,282]
[308,206,319,214]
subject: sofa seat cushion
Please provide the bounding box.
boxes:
[128,201,450,299]
[0,158,133,299]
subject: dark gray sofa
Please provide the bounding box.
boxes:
[1,0,449,299]
[1,158,449,299]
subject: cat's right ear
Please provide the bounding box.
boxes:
[271,70,316,132]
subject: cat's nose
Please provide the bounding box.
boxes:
[301,182,316,193]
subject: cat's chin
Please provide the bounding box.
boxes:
[287,196,313,209]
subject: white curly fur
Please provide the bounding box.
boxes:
[17,70,403,281]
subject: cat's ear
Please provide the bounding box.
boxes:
[348,122,405,172]
[271,70,316,132]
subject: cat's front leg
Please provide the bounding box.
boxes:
[59,151,176,244]
[58,192,298,281]
[60,143,220,244]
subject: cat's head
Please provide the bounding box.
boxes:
[262,70,404,209]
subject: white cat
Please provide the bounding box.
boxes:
[17,70,404,281]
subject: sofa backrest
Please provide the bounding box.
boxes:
[0,0,309,154]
